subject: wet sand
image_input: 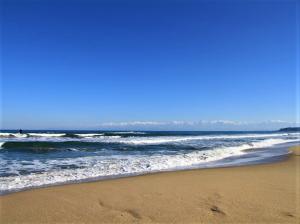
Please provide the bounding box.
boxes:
[1,146,299,223]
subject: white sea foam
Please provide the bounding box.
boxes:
[0,142,5,149]
[75,133,104,137]
[0,132,298,144]
[110,131,146,134]
[28,133,66,137]
[13,134,28,138]
[0,133,28,138]
[100,133,298,145]
[0,132,298,147]
[0,133,13,137]
[0,137,298,193]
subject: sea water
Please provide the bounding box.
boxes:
[0,130,299,194]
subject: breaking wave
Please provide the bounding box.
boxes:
[0,130,299,194]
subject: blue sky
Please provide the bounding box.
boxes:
[1,0,299,130]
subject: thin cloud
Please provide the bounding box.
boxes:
[97,120,298,131]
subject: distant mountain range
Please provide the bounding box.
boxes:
[278,127,300,132]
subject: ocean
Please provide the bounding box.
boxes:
[0,130,299,194]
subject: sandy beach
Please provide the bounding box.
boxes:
[1,145,299,224]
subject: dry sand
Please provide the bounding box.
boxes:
[1,146,299,224]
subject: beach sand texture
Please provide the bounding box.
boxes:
[1,146,299,223]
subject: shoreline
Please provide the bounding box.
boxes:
[1,145,299,223]
[0,142,296,196]
[0,151,290,196]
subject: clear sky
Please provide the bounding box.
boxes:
[1,0,299,130]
